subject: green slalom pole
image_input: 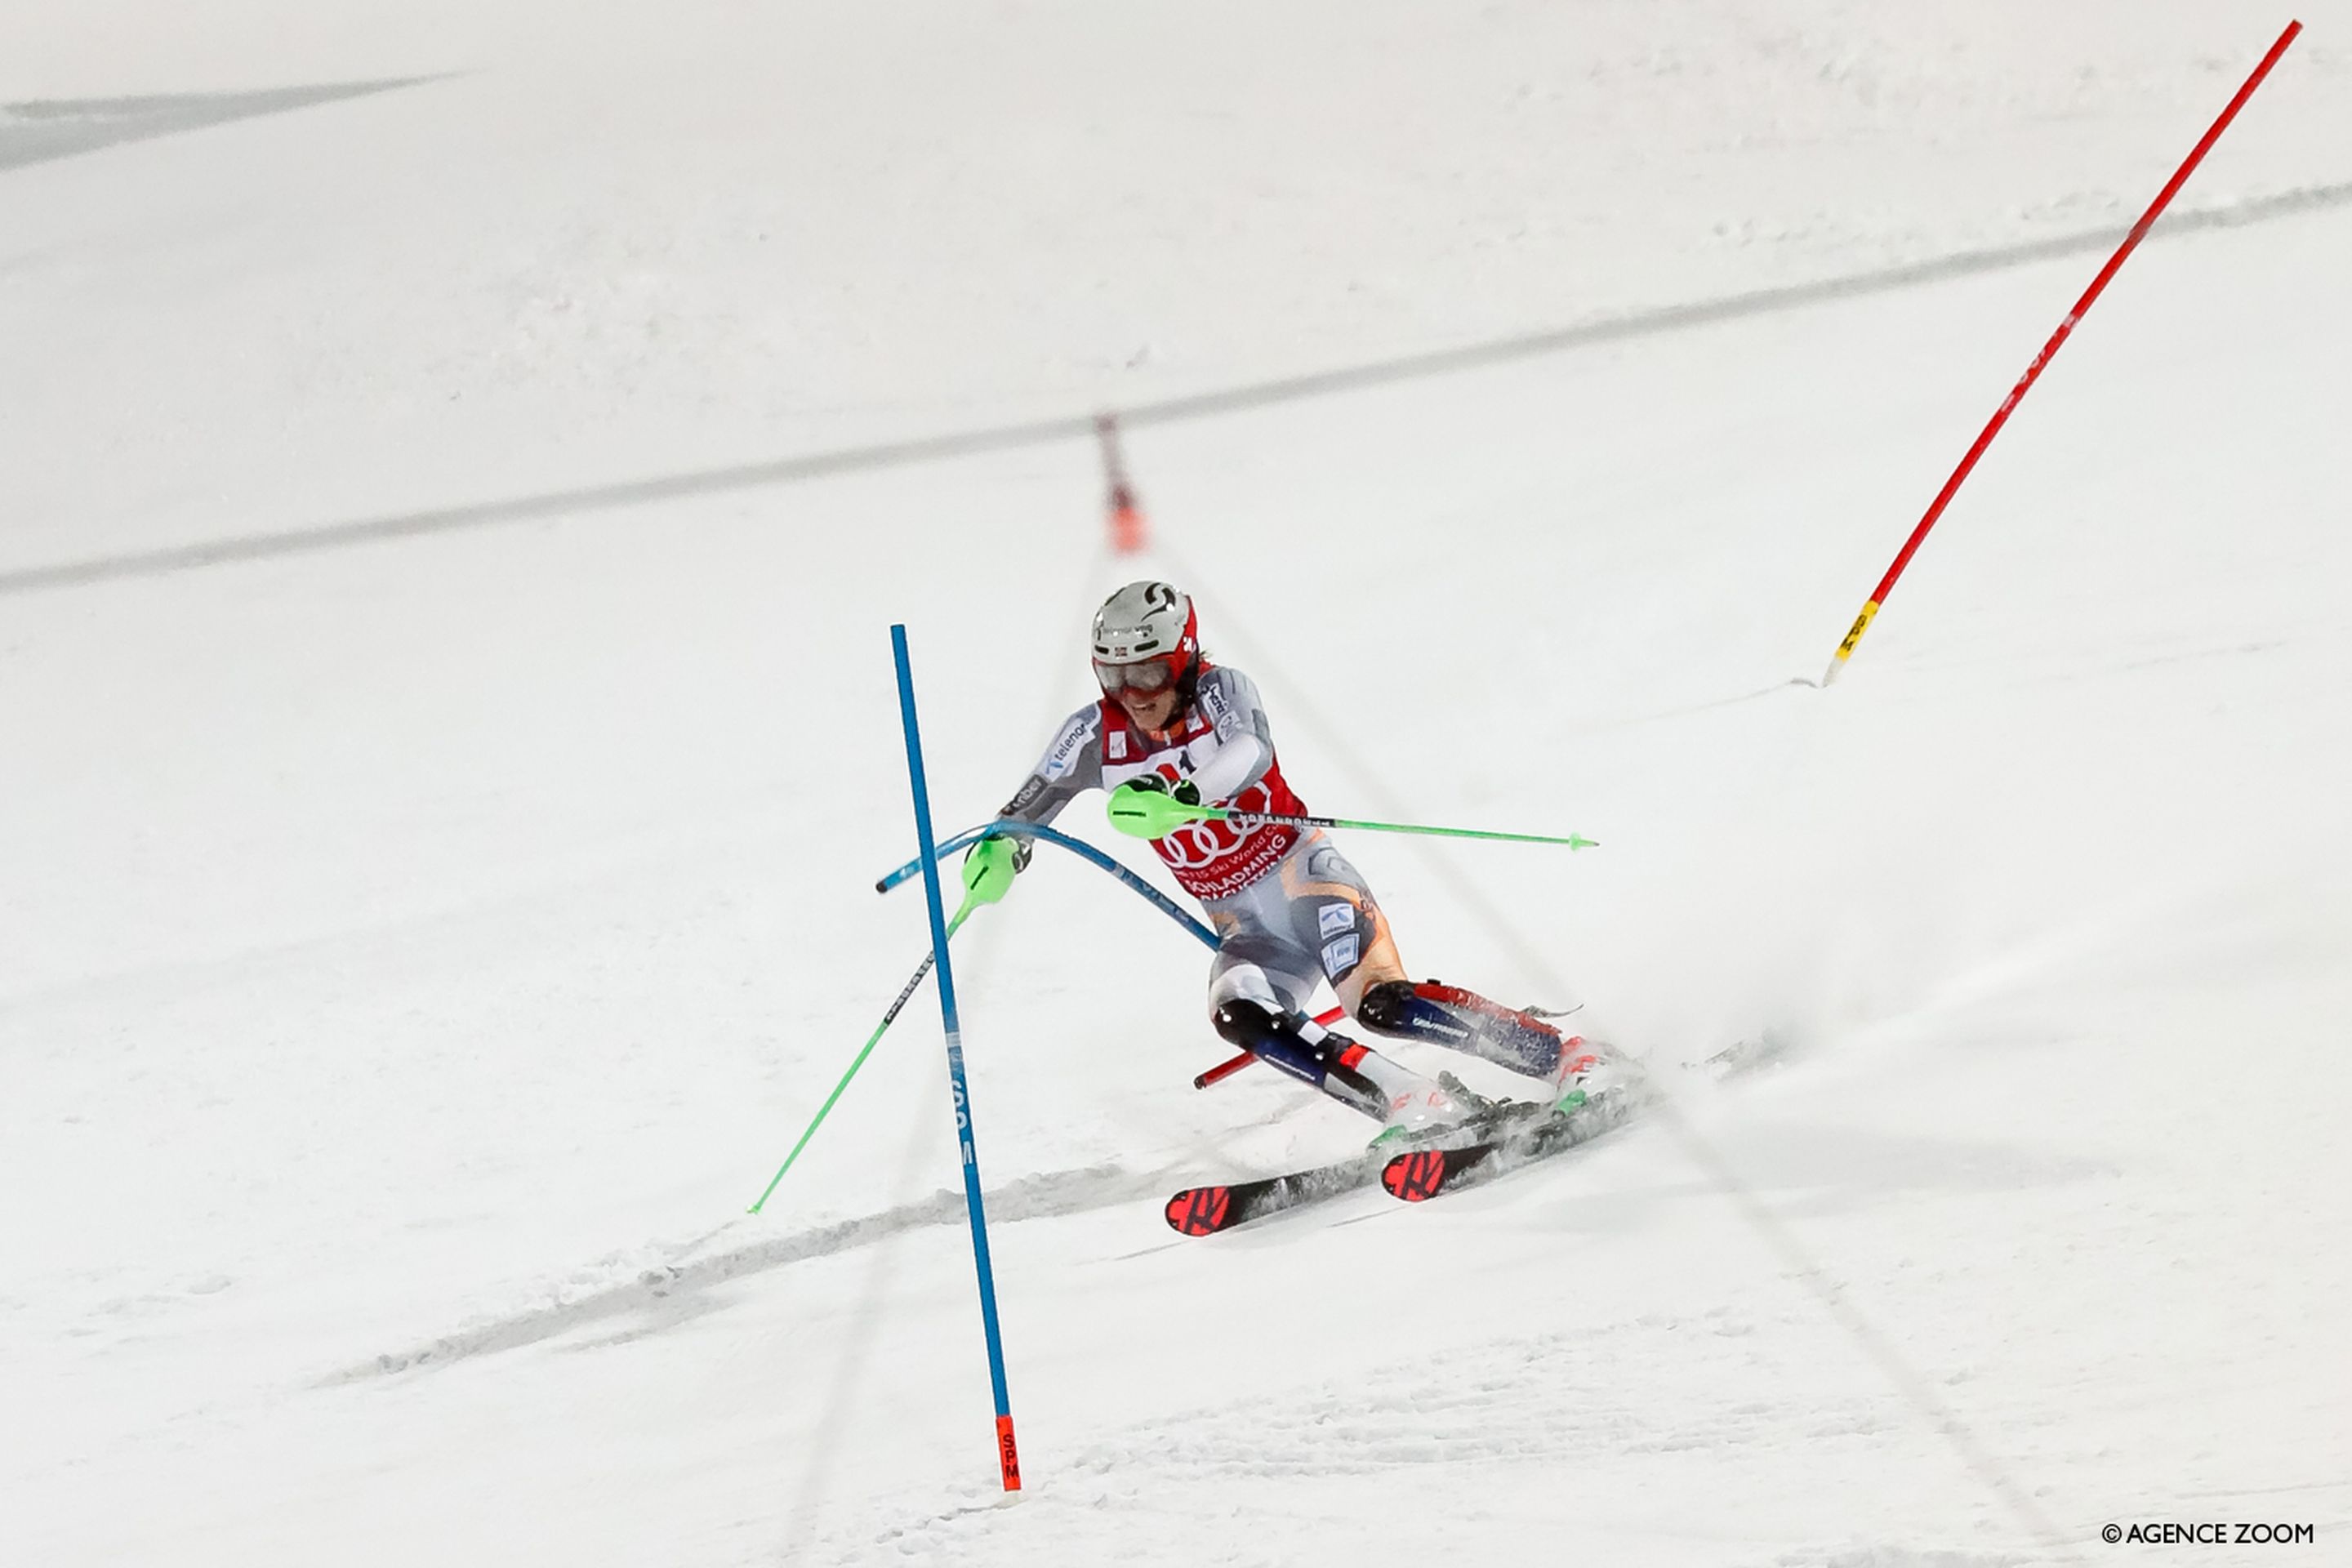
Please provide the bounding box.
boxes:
[746,902,975,1214]
[1105,786,1597,850]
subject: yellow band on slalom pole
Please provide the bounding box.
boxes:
[1822,599,1879,685]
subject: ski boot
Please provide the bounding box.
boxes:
[1368,1071,1548,1152]
[1364,1077,1478,1152]
[1212,997,1475,1147]
[1440,1070,1552,1129]
[1357,979,1580,1080]
[1552,1035,1604,1113]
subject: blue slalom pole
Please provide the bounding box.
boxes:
[890,624,1022,1494]
[875,819,1218,952]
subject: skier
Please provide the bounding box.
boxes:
[960,580,1596,1146]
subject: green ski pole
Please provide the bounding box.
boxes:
[746,902,975,1214]
[1105,786,1596,850]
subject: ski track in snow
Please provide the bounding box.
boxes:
[0,78,433,172]
[333,1161,1160,1380]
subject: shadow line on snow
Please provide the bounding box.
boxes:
[323,1160,1165,1383]
[9,178,2350,598]
[0,78,438,173]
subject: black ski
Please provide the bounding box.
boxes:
[1170,1034,1779,1232]
[1164,1152,1384,1235]
[1164,1098,1546,1234]
[1379,1085,1640,1203]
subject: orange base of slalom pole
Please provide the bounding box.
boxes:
[1109,488,1148,555]
[996,1414,1023,1492]
[1096,413,1151,555]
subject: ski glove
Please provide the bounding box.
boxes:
[1106,775,1206,840]
[960,832,1028,906]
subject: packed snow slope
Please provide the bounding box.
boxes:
[5,4,2350,1564]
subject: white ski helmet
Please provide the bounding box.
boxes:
[1090,581,1200,695]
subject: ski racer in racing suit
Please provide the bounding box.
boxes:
[960,580,1594,1144]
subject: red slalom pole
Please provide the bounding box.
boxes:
[1194,1006,1344,1089]
[1820,20,2302,685]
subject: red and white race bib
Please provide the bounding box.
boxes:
[1097,697,1307,901]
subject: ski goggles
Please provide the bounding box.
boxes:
[1094,656,1178,694]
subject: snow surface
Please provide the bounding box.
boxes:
[5,3,2350,1563]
